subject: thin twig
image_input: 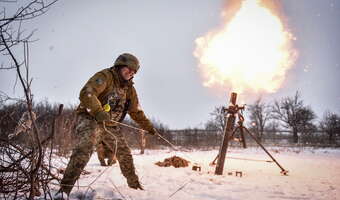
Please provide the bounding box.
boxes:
[168,180,192,199]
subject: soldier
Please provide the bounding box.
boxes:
[57,53,158,196]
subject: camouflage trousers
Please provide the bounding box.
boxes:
[96,133,117,166]
[60,114,139,194]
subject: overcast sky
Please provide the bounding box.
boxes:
[1,0,339,129]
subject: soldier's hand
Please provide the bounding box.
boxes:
[95,111,110,122]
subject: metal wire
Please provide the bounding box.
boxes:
[102,122,119,159]
[168,180,192,199]
[104,120,203,169]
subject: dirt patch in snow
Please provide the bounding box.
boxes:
[155,156,190,168]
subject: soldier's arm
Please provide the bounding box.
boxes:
[128,86,156,134]
[79,71,108,117]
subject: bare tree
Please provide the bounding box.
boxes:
[296,106,317,143]
[271,91,316,143]
[205,106,225,133]
[0,1,59,199]
[247,98,271,142]
[296,106,316,131]
[319,111,340,144]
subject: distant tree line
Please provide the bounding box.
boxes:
[0,100,176,152]
[1,91,339,155]
[203,91,340,147]
[0,101,77,156]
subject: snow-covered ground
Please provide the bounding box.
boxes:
[50,147,340,200]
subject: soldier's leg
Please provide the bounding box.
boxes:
[106,145,117,166]
[107,153,117,166]
[103,134,117,166]
[106,126,142,189]
[59,115,98,195]
[96,142,107,166]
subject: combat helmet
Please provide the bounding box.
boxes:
[114,53,140,73]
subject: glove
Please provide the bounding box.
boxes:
[95,111,110,122]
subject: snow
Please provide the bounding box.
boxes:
[49,147,340,200]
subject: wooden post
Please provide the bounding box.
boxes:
[53,104,64,155]
[215,92,238,175]
[140,130,146,154]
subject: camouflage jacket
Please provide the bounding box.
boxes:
[76,68,155,134]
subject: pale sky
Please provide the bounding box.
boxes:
[1,0,339,129]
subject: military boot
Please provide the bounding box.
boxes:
[127,175,143,190]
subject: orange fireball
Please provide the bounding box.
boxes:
[194,0,297,94]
